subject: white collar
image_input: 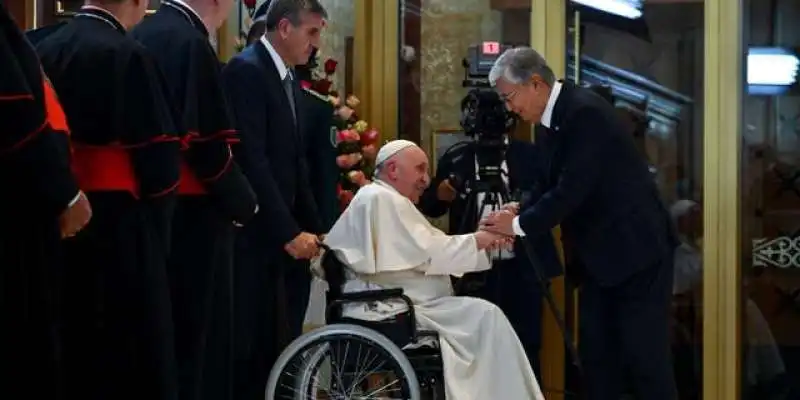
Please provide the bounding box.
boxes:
[260,35,290,80]
[79,5,125,29]
[541,81,563,128]
[170,0,204,26]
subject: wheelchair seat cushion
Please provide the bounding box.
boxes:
[338,313,440,350]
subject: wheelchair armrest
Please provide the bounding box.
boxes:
[327,288,420,343]
[339,288,405,302]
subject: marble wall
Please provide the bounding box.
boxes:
[231,0,353,90]
[414,0,505,152]
[316,0,354,91]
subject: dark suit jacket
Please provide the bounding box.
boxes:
[519,81,677,287]
[418,139,563,281]
[222,42,321,258]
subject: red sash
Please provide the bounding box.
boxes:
[178,159,206,195]
[43,77,206,196]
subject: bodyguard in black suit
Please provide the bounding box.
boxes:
[221,1,327,399]
[481,47,678,400]
[418,138,563,378]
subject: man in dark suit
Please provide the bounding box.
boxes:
[481,47,678,400]
[417,135,563,378]
[221,1,326,399]
[246,2,337,232]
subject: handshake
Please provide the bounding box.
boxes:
[474,202,520,251]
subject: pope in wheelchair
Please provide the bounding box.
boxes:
[266,140,544,400]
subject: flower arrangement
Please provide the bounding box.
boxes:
[300,58,380,211]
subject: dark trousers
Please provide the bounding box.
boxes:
[168,197,234,400]
[462,258,543,377]
[579,255,677,400]
[233,238,312,400]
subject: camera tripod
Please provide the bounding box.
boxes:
[454,171,585,397]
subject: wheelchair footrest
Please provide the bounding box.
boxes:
[404,347,443,373]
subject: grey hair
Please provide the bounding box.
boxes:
[488,47,556,87]
[373,163,384,178]
[265,0,328,32]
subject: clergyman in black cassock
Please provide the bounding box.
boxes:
[221,1,327,398]
[0,5,87,399]
[36,3,182,399]
[132,1,258,399]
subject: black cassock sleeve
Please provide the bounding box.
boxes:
[181,40,256,224]
[119,48,181,198]
[0,15,79,216]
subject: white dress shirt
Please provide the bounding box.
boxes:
[512,81,562,237]
[259,35,290,80]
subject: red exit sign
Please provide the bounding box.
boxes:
[482,41,501,55]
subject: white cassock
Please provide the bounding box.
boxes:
[323,180,544,400]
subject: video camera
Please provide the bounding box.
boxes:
[461,42,513,88]
[449,42,518,195]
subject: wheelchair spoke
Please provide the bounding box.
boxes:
[268,330,422,400]
[362,378,402,399]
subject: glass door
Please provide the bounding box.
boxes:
[740,0,800,398]
[547,0,708,398]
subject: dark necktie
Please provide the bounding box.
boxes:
[283,72,296,120]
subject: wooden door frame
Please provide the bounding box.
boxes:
[353,0,399,145]
[702,0,742,398]
[531,2,568,399]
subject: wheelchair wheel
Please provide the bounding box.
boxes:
[266,323,422,400]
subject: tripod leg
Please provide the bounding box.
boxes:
[457,192,477,234]
[519,241,585,385]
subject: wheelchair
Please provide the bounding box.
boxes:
[265,246,446,400]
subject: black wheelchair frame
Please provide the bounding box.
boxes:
[319,244,445,397]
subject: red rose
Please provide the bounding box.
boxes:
[300,80,312,90]
[343,129,360,142]
[360,129,379,146]
[243,0,256,9]
[312,79,332,95]
[324,58,338,75]
[335,130,347,144]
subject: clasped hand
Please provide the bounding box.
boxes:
[284,232,322,260]
[479,202,519,237]
[474,228,514,251]
[474,202,519,251]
